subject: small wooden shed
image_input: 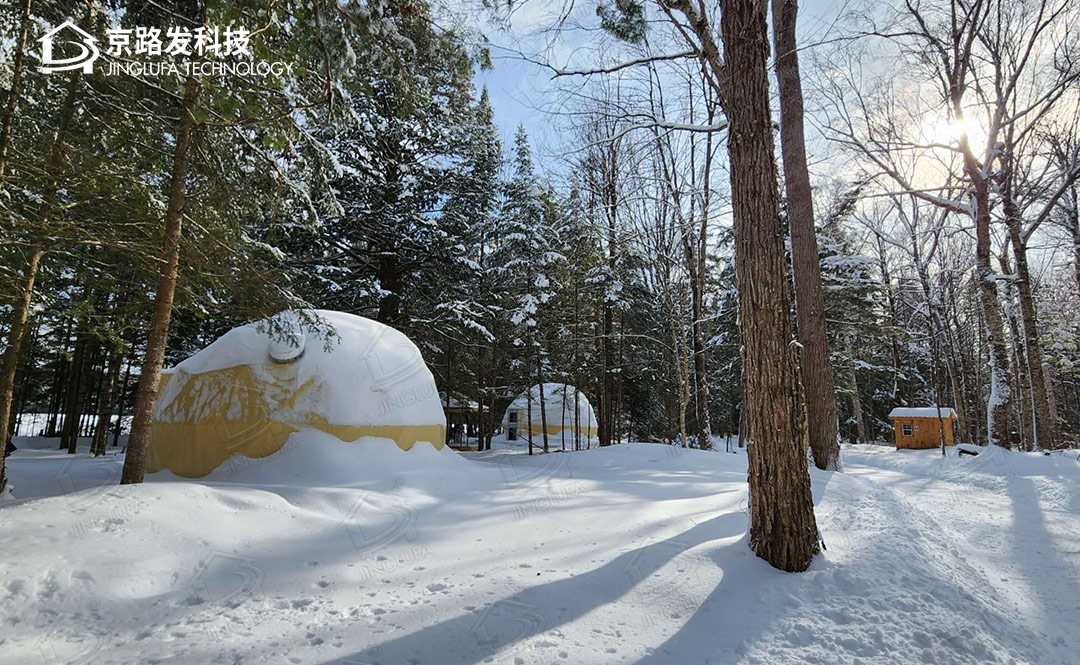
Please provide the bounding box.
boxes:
[888,407,958,449]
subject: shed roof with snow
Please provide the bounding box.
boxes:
[888,407,958,419]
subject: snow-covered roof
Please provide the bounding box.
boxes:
[160,309,444,427]
[888,407,957,419]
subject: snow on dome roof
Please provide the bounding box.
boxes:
[165,309,442,427]
[888,407,957,419]
[149,310,447,478]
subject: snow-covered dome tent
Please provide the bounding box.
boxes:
[501,383,598,444]
[148,310,446,478]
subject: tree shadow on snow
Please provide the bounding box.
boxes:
[316,511,748,665]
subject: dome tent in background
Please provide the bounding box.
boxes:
[501,383,598,445]
[148,310,446,478]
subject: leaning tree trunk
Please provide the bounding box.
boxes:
[121,75,201,485]
[771,0,841,472]
[720,0,820,571]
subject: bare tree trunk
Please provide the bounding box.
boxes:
[1067,185,1080,301]
[536,355,549,453]
[687,251,711,450]
[121,75,201,484]
[1043,362,1060,444]
[772,0,841,471]
[113,353,132,447]
[600,144,618,447]
[875,235,906,404]
[0,246,41,491]
[960,123,1012,447]
[46,335,69,438]
[1004,209,1058,449]
[574,386,582,451]
[998,250,1029,450]
[61,335,88,454]
[720,0,819,571]
[0,0,31,192]
[525,383,534,456]
[560,384,567,451]
[845,334,867,443]
[92,349,122,456]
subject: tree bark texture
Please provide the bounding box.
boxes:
[121,74,201,484]
[771,0,841,471]
[1004,202,1058,449]
[721,0,820,571]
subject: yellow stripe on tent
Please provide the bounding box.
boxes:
[148,364,445,478]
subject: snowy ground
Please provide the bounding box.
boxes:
[2,435,1079,665]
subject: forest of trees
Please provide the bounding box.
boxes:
[2,0,1078,572]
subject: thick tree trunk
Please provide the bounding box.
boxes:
[720,0,819,571]
[998,251,1030,450]
[771,0,841,471]
[972,177,1012,447]
[0,0,32,191]
[121,75,201,485]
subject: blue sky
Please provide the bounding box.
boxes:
[472,0,853,162]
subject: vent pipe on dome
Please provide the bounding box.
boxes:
[267,313,306,363]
